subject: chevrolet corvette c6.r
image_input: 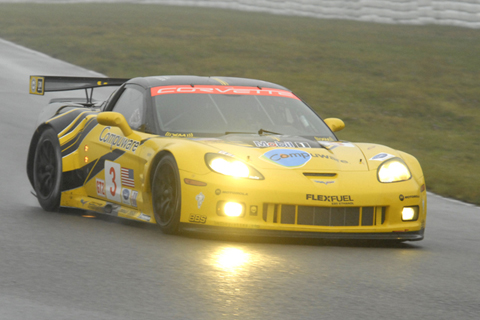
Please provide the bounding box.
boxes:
[27,75,427,241]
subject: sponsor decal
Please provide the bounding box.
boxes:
[254,141,312,148]
[314,137,335,142]
[165,132,194,138]
[260,149,312,168]
[80,199,89,206]
[130,191,138,207]
[370,153,396,161]
[96,178,106,197]
[151,85,299,100]
[314,180,335,185]
[295,142,311,148]
[121,167,135,188]
[221,191,248,196]
[195,192,205,209]
[254,140,295,148]
[122,188,131,205]
[138,213,151,222]
[306,194,354,204]
[399,194,420,201]
[215,189,221,195]
[310,153,348,164]
[119,208,136,217]
[189,214,207,224]
[99,127,140,153]
[87,201,104,212]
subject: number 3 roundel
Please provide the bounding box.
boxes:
[105,161,122,202]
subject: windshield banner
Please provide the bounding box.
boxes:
[151,85,299,99]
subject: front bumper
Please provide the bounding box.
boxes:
[179,168,427,240]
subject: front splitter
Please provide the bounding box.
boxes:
[180,223,425,241]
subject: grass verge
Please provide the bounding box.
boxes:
[0,3,478,205]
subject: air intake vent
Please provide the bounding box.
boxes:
[303,172,337,177]
[263,204,386,227]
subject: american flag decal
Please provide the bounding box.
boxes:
[121,167,135,188]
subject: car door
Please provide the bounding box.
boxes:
[83,84,151,211]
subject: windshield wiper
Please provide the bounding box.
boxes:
[224,129,282,136]
[258,128,282,135]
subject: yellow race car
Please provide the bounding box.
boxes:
[27,75,426,241]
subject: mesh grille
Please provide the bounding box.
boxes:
[263,204,385,227]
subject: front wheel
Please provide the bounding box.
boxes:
[152,155,181,234]
[33,128,62,211]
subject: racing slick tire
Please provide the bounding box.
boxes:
[152,154,181,234]
[33,128,62,212]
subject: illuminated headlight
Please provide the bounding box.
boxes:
[402,206,419,221]
[217,201,245,217]
[377,158,411,183]
[205,153,264,180]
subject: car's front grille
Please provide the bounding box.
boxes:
[262,204,386,227]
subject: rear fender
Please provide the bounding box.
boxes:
[27,107,99,188]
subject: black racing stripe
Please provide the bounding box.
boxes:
[60,111,97,138]
[61,149,125,191]
[61,119,98,157]
[85,149,126,183]
[49,109,88,134]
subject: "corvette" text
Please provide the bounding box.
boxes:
[151,85,299,99]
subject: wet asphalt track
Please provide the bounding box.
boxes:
[1,38,480,320]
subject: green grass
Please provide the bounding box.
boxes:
[1,3,479,205]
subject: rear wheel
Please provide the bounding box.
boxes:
[152,155,181,234]
[33,128,62,211]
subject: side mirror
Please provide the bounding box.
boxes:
[97,112,134,137]
[324,118,345,132]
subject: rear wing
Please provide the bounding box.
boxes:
[29,75,130,104]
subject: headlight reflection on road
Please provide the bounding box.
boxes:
[214,247,250,271]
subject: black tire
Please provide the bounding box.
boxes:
[33,128,62,211]
[152,155,181,234]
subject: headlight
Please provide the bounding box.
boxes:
[377,158,411,183]
[402,206,419,221]
[217,201,245,217]
[205,153,264,180]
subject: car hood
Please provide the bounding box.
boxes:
[188,135,395,172]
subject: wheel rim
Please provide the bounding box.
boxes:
[35,139,58,198]
[153,162,179,226]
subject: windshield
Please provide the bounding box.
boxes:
[153,90,336,139]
